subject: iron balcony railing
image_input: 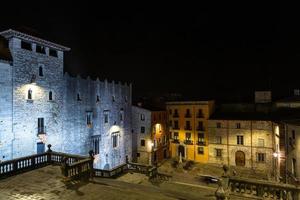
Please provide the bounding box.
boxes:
[184,140,193,145]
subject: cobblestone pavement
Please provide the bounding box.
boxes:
[0,166,218,200]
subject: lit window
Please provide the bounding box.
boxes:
[185,132,191,140]
[237,135,244,145]
[198,147,204,155]
[257,153,266,162]
[174,132,179,140]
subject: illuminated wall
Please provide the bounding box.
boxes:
[0,30,132,169]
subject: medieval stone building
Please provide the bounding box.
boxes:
[0,29,132,170]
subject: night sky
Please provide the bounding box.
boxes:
[1,2,300,101]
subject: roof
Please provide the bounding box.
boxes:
[0,29,70,51]
[0,35,12,62]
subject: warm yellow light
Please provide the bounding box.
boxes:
[110,125,120,133]
[273,152,279,158]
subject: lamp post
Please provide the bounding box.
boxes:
[273,152,279,181]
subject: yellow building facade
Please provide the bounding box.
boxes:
[166,101,215,163]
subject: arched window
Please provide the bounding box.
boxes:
[28,89,32,100]
[49,91,53,101]
[39,66,44,76]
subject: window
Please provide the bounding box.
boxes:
[198,133,205,142]
[215,136,222,144]
[198,147,204,155]
[141,139,145,147]
[198,121,204,130]
[292,130,296,140]
[38,118,45,133]
[185,109,191,117]
[236,123,241,129]
[137,153,140,157]
[112,96,115,102]
[49,91,53,101]
[77,93,81,101]
[174,132,179,140]
[87,112,92,127]
[36,45,45,54]
[104,111,109,123]
[217,122,221,128]
[185,132,191,140]
[112,132,118,148]
[21,41,32,50]
[39,65,44,76]
[257,153,266,162]
[216,149,222,157]
[169,109,172,114]
[93,138,99,155]
[237,135,244,145]
[27,89,33,100]
[49,49,58,57]
[96,95,100,103]
[140,114,145,121]
[258,138,264,147]
[174,109,179,117]
[169,120,172,126]
[125,96,128,103]
[141,126,145,133]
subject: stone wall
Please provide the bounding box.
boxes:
[0,61,13,161]
[131,106,151,164]
[208,119,278,177]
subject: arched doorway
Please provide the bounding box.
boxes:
[235,151,245,166]
[178,145,185,158]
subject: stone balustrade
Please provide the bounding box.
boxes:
[228,176,300,200]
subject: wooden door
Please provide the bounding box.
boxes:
[235,151,245,166]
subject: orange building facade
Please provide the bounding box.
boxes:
[167,101,215,163]
[151,111,169,165]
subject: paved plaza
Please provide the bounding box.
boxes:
[0,165,219,200]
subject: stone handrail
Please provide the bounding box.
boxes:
[0,144,90,179]
[63,158,93,179]
[228,176,300,200]
[0,153,49,178]
[94,163,128,178]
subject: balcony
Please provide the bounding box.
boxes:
[173,113,179,118]
[173,126,180,130]
[197,141,206,146]
[197,126,205,131]
[172,139,180,144]
[185,113,191,118]
[184,140,193,145]
[184,126,192,130]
